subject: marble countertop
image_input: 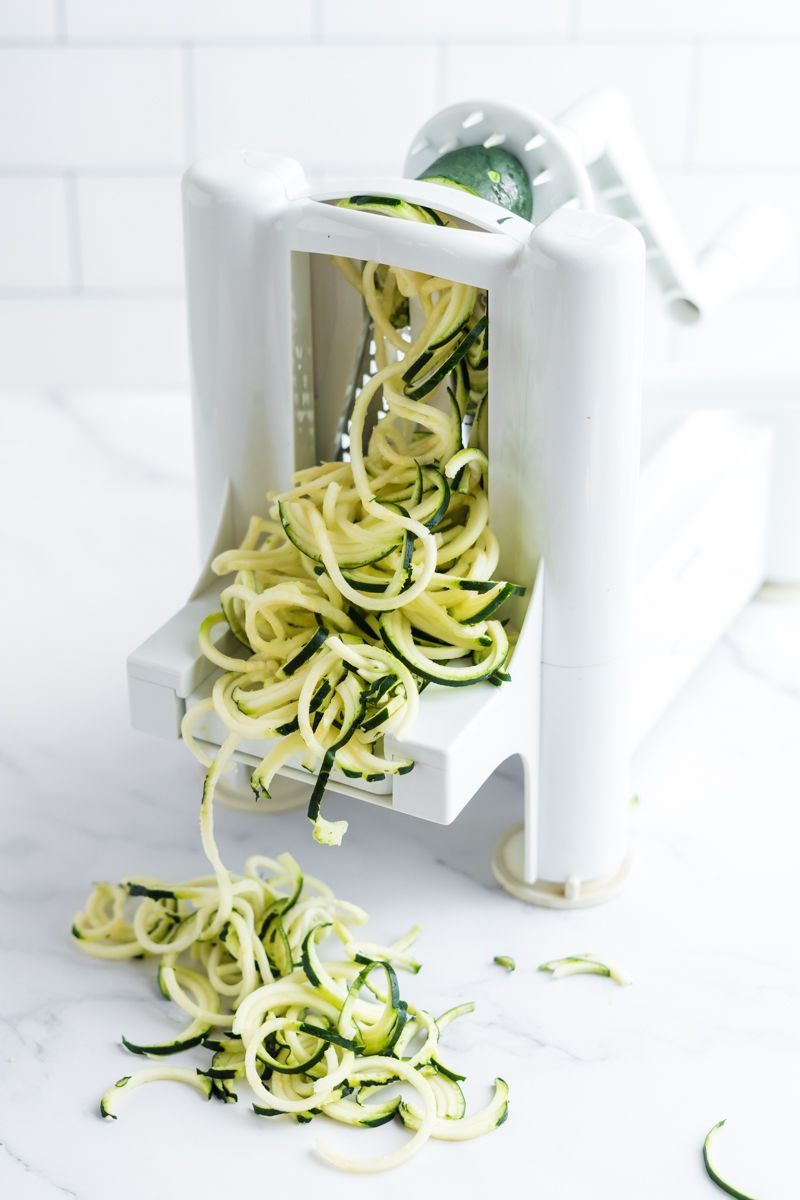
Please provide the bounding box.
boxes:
[2,392,800,1199]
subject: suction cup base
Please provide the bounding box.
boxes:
[492,824,631,908]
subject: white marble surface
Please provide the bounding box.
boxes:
[2,391,800,1199]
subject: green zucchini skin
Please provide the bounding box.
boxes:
[417,146,533,220]
[278,625,329,678]
[380,610,509,687]
[278,500,403,568]
[702,1120,757,1200]
[340,195,445,225]
[403,315,487,402]
[121,1030,210,1057]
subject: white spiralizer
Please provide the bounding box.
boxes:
[127,93,795,908]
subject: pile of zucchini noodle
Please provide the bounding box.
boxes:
[72,197,517,1171]
[73,852,508,1171]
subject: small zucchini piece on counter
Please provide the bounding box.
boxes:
[100,1067,213,1119]
[538,953,631,987]
[703,1120,758,1200]
[493,955,516,972]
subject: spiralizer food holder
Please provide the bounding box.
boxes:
[128,93,795,908]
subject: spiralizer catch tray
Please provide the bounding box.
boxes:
[128,100,645,908]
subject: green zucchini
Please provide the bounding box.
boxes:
[417,145,532,220]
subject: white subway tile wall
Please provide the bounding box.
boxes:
[660,173,800,290]
[577,0,800,36]
[0,178,71,288]
[0,298,188,389]
[0,48,185,168]
[0,1,797,388]
[318,1,572,39]
[193,45,438,168]
[0,0,58,41]
[695,44,800,168]
[76,177,184,290]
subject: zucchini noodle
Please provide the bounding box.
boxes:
[74,846,509,1169]
[183,196,522,844]
[538,954,632,986]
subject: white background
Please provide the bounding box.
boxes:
[1,0,799,390]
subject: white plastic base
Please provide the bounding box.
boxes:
[492,824,632,908]
[209,760,310,814]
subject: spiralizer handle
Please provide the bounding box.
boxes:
[557,90,795,322]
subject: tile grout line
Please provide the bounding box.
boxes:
[63,172,83,293]
[4,162,800,181]
[53,0,67,42]
[435,41,447,111]
[569,0,582,39]
[181,43,197,163]
[1,285,796,302]
[3,34,800,48]
[311,0,324,41]
[684,40,704,169]
[0,166,187,179]
[0,288,185,300]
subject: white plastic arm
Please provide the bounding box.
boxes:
[557,89,795,322]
